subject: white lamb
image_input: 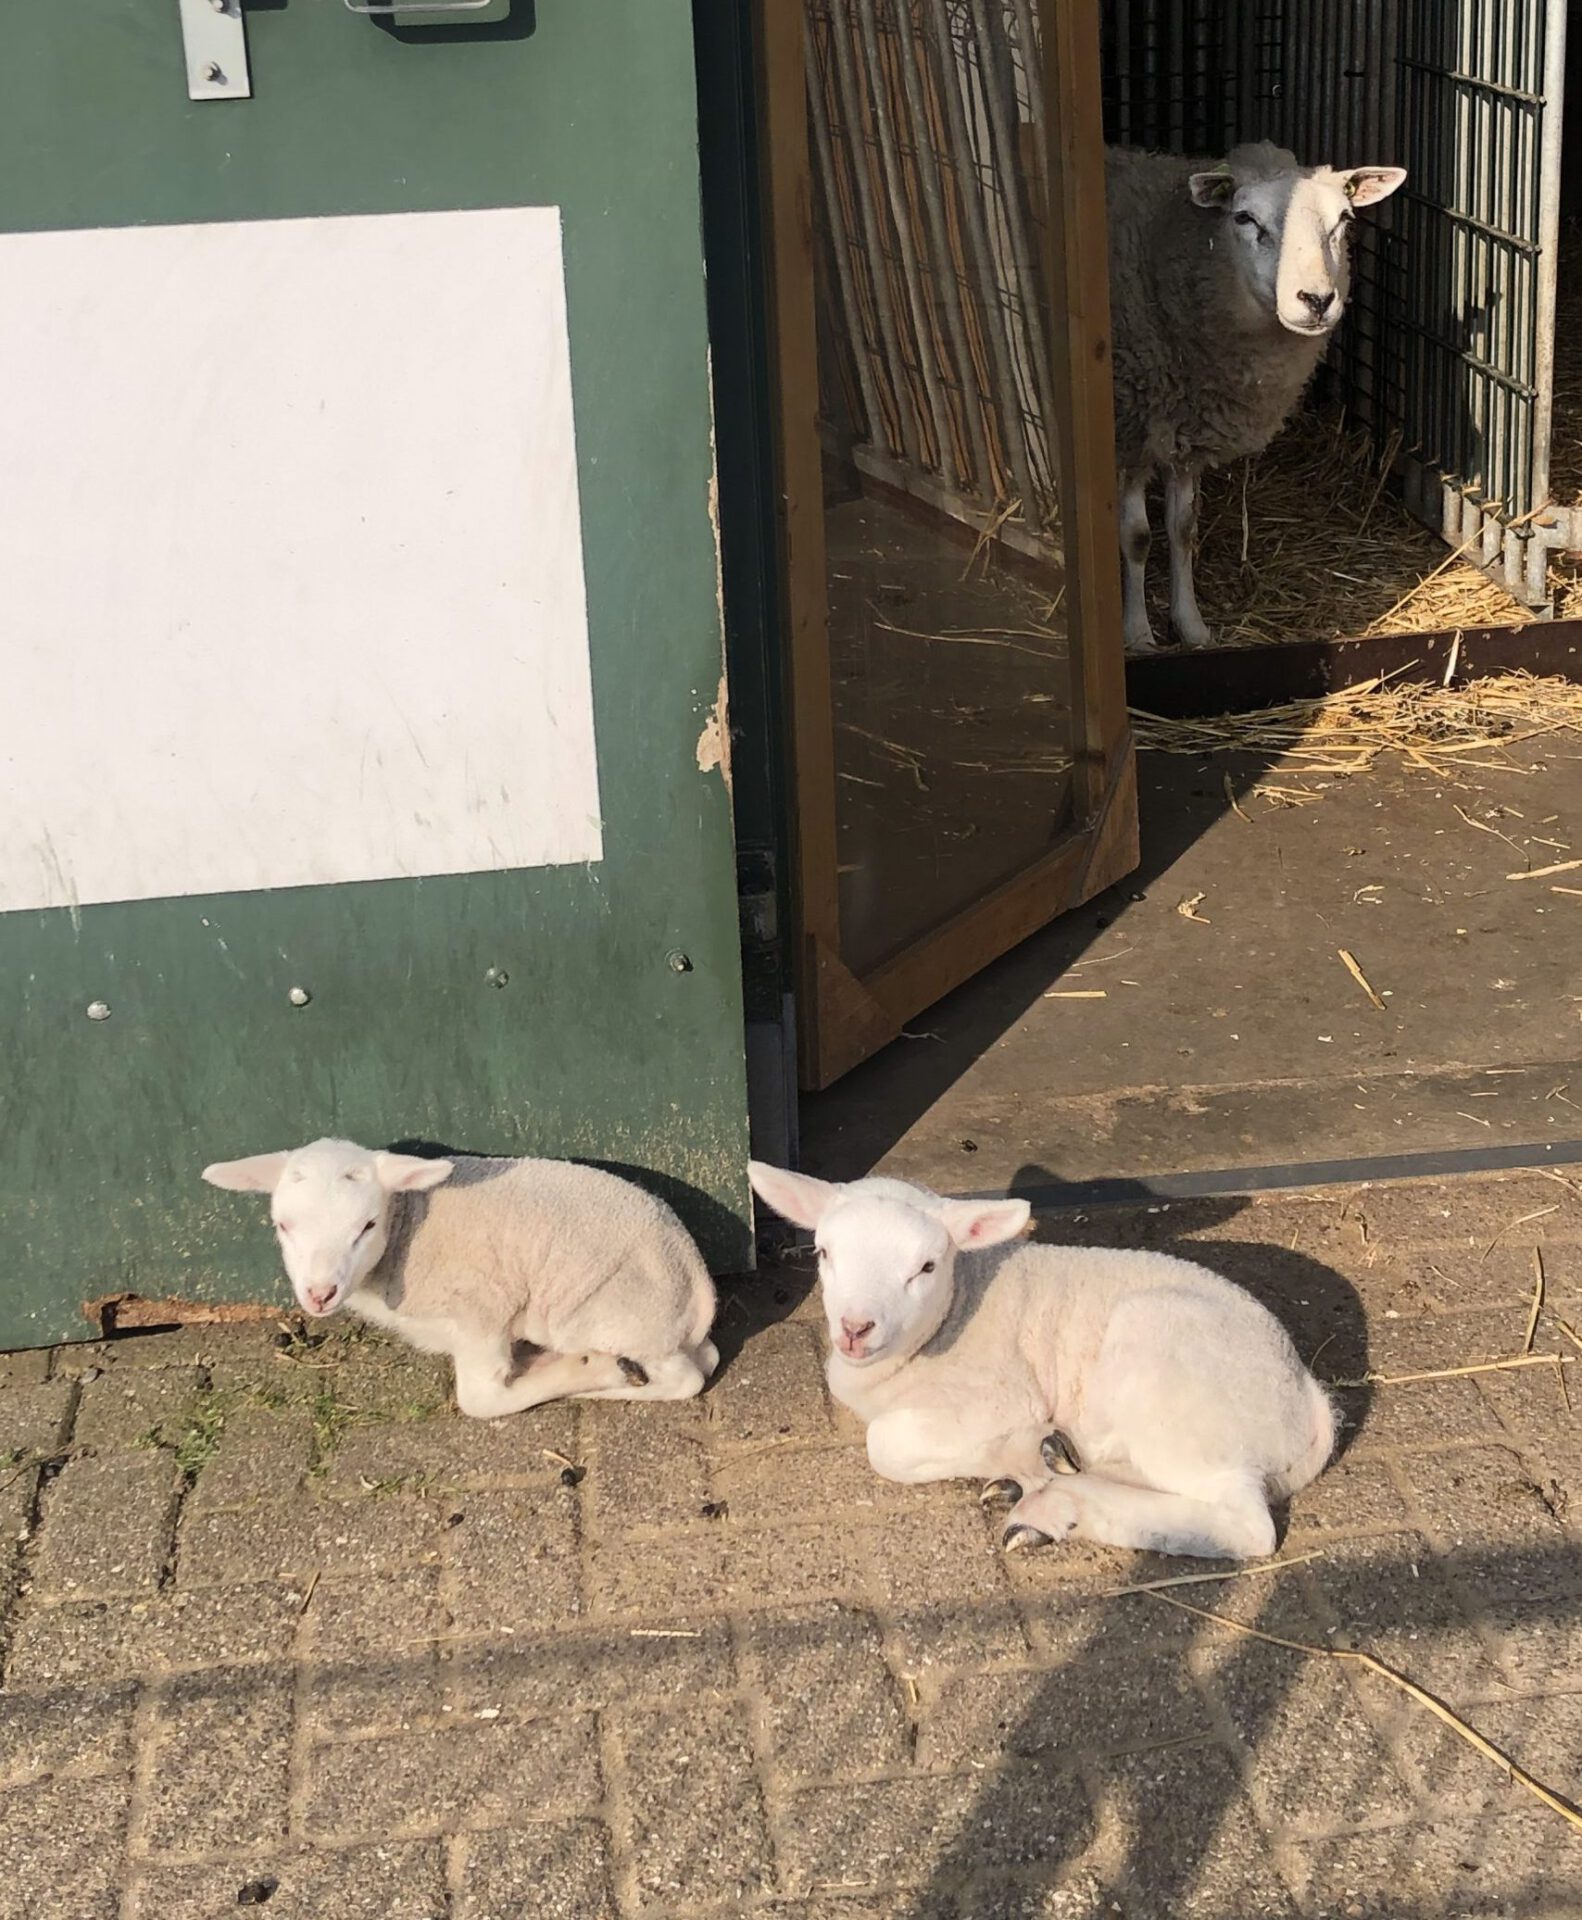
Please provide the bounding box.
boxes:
[203,1139,719,1418]
[748,1162,1335,1560]
[1107,142,1406,652]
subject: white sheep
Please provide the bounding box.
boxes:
[203,1138,719,1418]
[1107,142,1406,652]
[748,1162,1335,1560]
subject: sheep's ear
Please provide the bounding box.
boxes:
[936,1197,1032,1250]
[747,1160,842,1230]
[202,1152,290,1194]
[374,1152,455,1194]
[1341,166,1406,207]
[1189,168,1235,208]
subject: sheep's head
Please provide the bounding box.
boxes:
[748,1162,1029,1368]
[202,1138,453,1317]
[1189,145,1405,338]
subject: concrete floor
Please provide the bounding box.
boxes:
[804,740,1582,1196]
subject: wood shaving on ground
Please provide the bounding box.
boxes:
[1133,671,1582,779]
[1337,948,1387,1012]
[1176,891,1211,923]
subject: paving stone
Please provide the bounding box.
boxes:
[445,1618,731,1719]
[0,1382,74,1459]
[1340,1375,1502,1453]
[1365,1310,1529,1377]
[863,1509,1027,1670]
[1398,1444,1582,1603]
[1475,1354,1582,1454]
[1304,1530,1507,1699]
[708,1442,882,1527]
[1284,1453,1412,1538]
[582,1398,710,1535]
[920,1630,1209,1769]
[68,1325,285,1375]
[304,1716,602,1841]
[1479,1593,1582,1690]
[740,1602,911,1782]
[319,1403,578,1498]
[5,1581,303,1685]
[1203,1638,1413,1831]
[302,1569,448,1736]
[126,1842,449,1920]
[614,1700,772,1909]
[457,1822,617,1920]
[1400,1243,1566,1315]
[1348,1179,1578,1253]
[29,1449,181,1600]
[442,1488,582,1635]
[177,1492,444,1587]
[1103,1740,1301,1919]
[705,1323,832,1447]
[135,1667,294,1857]
[588,1519,871,1619]
[71,1368,205,1450]
[0,1681,137,1788]
[1388,1685,1582,1812]
[184,1402,317,1509]
[0,1352,50,1390]
[0,1768,130,1920]
[1290,1806,1582,1916]
[779,1766,1094,1894]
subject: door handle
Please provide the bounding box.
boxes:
[342,0,496,11]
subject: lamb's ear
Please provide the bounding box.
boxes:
[202,1152,290,1194]
[1189,168,1235,208]
[936,1197,1032,1251]
[374,1152,455,1194]
[747,1160,842,1230]
[1341,165,1406,207]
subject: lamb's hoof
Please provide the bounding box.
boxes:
[618,1357,649,1386]
[1041,1430,1082,1476]
[979,1477,1023,1509]
[1002,1523,1054,1554]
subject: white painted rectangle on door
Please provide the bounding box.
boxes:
[0,206,602,915]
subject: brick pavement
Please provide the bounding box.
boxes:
[3,1171,1582,1918]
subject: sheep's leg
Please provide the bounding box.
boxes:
[1164,468,1212,649]
[1119,477,1157,652]
[865,1406,1066,1492]
[1000,1469,1276,1562]
[453,1337,627,1419]
[576,1348,709,1402]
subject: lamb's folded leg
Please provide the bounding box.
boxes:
[1000,1469,1276,1561]
[1164,467,1212,649]
[453,1336,626,1418]
[865,1406,1068,1493]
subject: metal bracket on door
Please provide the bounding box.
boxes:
[177,0,251,101]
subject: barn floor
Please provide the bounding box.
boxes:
[3,1170,1582,1918]
[803,738,1582,1197]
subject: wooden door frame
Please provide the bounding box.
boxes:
[755,0,1136,1092]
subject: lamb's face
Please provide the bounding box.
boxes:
[815,1198,956,1367]
[1191,161,1405,338]
[202,1139,453,1318]
[745,1161,1032,1370]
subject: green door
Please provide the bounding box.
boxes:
[0,0,751,1347]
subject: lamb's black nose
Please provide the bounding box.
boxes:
[1298,288,1335,320]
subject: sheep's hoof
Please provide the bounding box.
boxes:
[1168,617,1213,650]
[1002,1523,1054,1554]
[979,1477,1022,1509]
[618,1357,649,1387]
[1041,1430,1082,1476]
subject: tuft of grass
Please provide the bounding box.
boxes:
[147,1387,234,1484]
